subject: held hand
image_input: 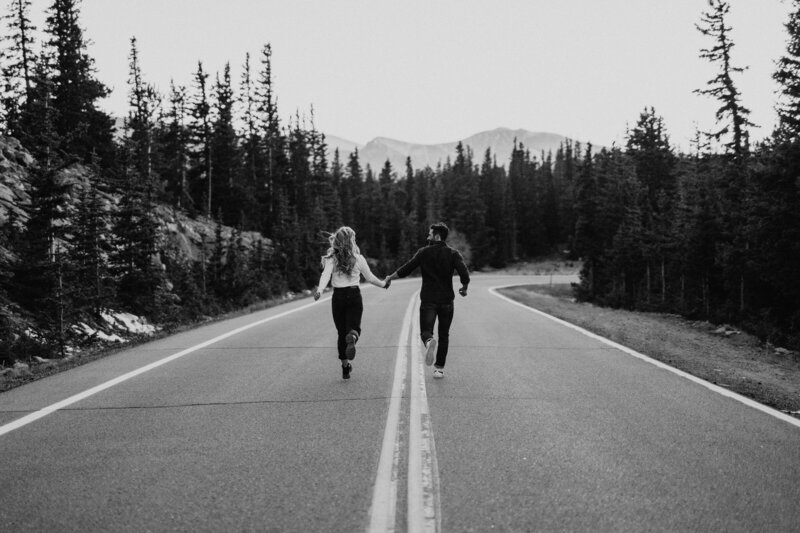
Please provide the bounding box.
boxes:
[384,278,391,289]
[314,290,321,301]
[459,286,468,297]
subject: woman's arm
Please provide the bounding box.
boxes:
[314,257,334,300]
[357,255,387,288]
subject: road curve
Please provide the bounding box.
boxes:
[0,274,797,532]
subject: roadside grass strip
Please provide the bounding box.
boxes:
[490,285,800,430]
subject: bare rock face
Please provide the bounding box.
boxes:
[0,136,34,227]
[0,135,271,267]
[154,204,271,263]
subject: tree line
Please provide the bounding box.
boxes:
[0,0,799,363]
[572,0,800,350]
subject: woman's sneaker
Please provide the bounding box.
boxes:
[424,338,437,366]
[433,368,444,379]
[342,363,352,379]
[345,331,358,360]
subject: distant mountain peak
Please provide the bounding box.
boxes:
[325,128,579,172]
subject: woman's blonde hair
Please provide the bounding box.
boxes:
[322,226,360,275]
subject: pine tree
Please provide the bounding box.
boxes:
[479,147,508,267]
[159,81,191,209]
[341,148,363,227]
[355,165,381,255]
[310,132,342,232]
[12,162,73,355]
[238,51,266,229]
[239,53,260,187]
[221,227,252,306]
[188,61,213,217]
[125,37,160,191]
[678,150,722,318]
[67,181,114,315]
[43,0,115,167]
[445,142,487,266]
[507,142,543,257]
[539,151,560,251]
[626,108,677,305]
[695,1,757,315]
[112,142,167,318]
[285,113,312,217]
[774,0,800,140]
[553,141,578,250]
[694,0,755,159]
[211,63,241,226]
[331,148,344,194]
[15,58,59,167]
[573,144,600,300]
[1,0,36,133]
[255,43,286,232]
[607,180,646,307]
[744,141,800,344]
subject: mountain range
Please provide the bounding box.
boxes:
[324,128,577,173]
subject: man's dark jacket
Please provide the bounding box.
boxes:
[395,241,470,304]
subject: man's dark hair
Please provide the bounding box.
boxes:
[430,222,449,241]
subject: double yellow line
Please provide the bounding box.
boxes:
[368,290,441,533]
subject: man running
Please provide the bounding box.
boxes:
[386,222,470,379]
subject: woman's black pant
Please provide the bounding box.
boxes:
[331,286,363,360]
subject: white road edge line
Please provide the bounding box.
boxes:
[489,284,800,430]
[408,295,441,533]
[367,291,416,533]
[0,298,327,438]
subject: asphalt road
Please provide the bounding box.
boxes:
[0,274,798,532]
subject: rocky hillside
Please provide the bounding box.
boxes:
[0,135,273,370]
[0,137,34,228]
[0,135,269,266]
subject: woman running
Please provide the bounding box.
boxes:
[314,226,389,379]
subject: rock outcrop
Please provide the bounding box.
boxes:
[0,135,271,264]
[0,136,34,227]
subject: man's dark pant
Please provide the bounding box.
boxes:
[332,287,362,360]
[419,301,454,368]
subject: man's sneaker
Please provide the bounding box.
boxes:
[345,331,358,360]
[424,338,437,366]
[433,368,444,379]
[342,362,352,380]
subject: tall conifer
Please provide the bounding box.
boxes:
[126,37,160,190]
[694,0,754,159]
[43,0,115,166]
[211,63,241,225]
[1,0,36,133]
[774,0,800,140]
[188,61,213,217]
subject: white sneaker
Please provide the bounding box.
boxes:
[433,368,444,379]
[424,338,437,366]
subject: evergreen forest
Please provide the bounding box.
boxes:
[1,0,800,364]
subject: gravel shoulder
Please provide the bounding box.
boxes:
[498,284,800,419]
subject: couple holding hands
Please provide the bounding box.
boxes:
[314,223,470,380]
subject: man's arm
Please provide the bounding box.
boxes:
[388,249,422,281]
[453,250,470,297]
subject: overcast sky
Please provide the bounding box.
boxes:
[30,0,794,150]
